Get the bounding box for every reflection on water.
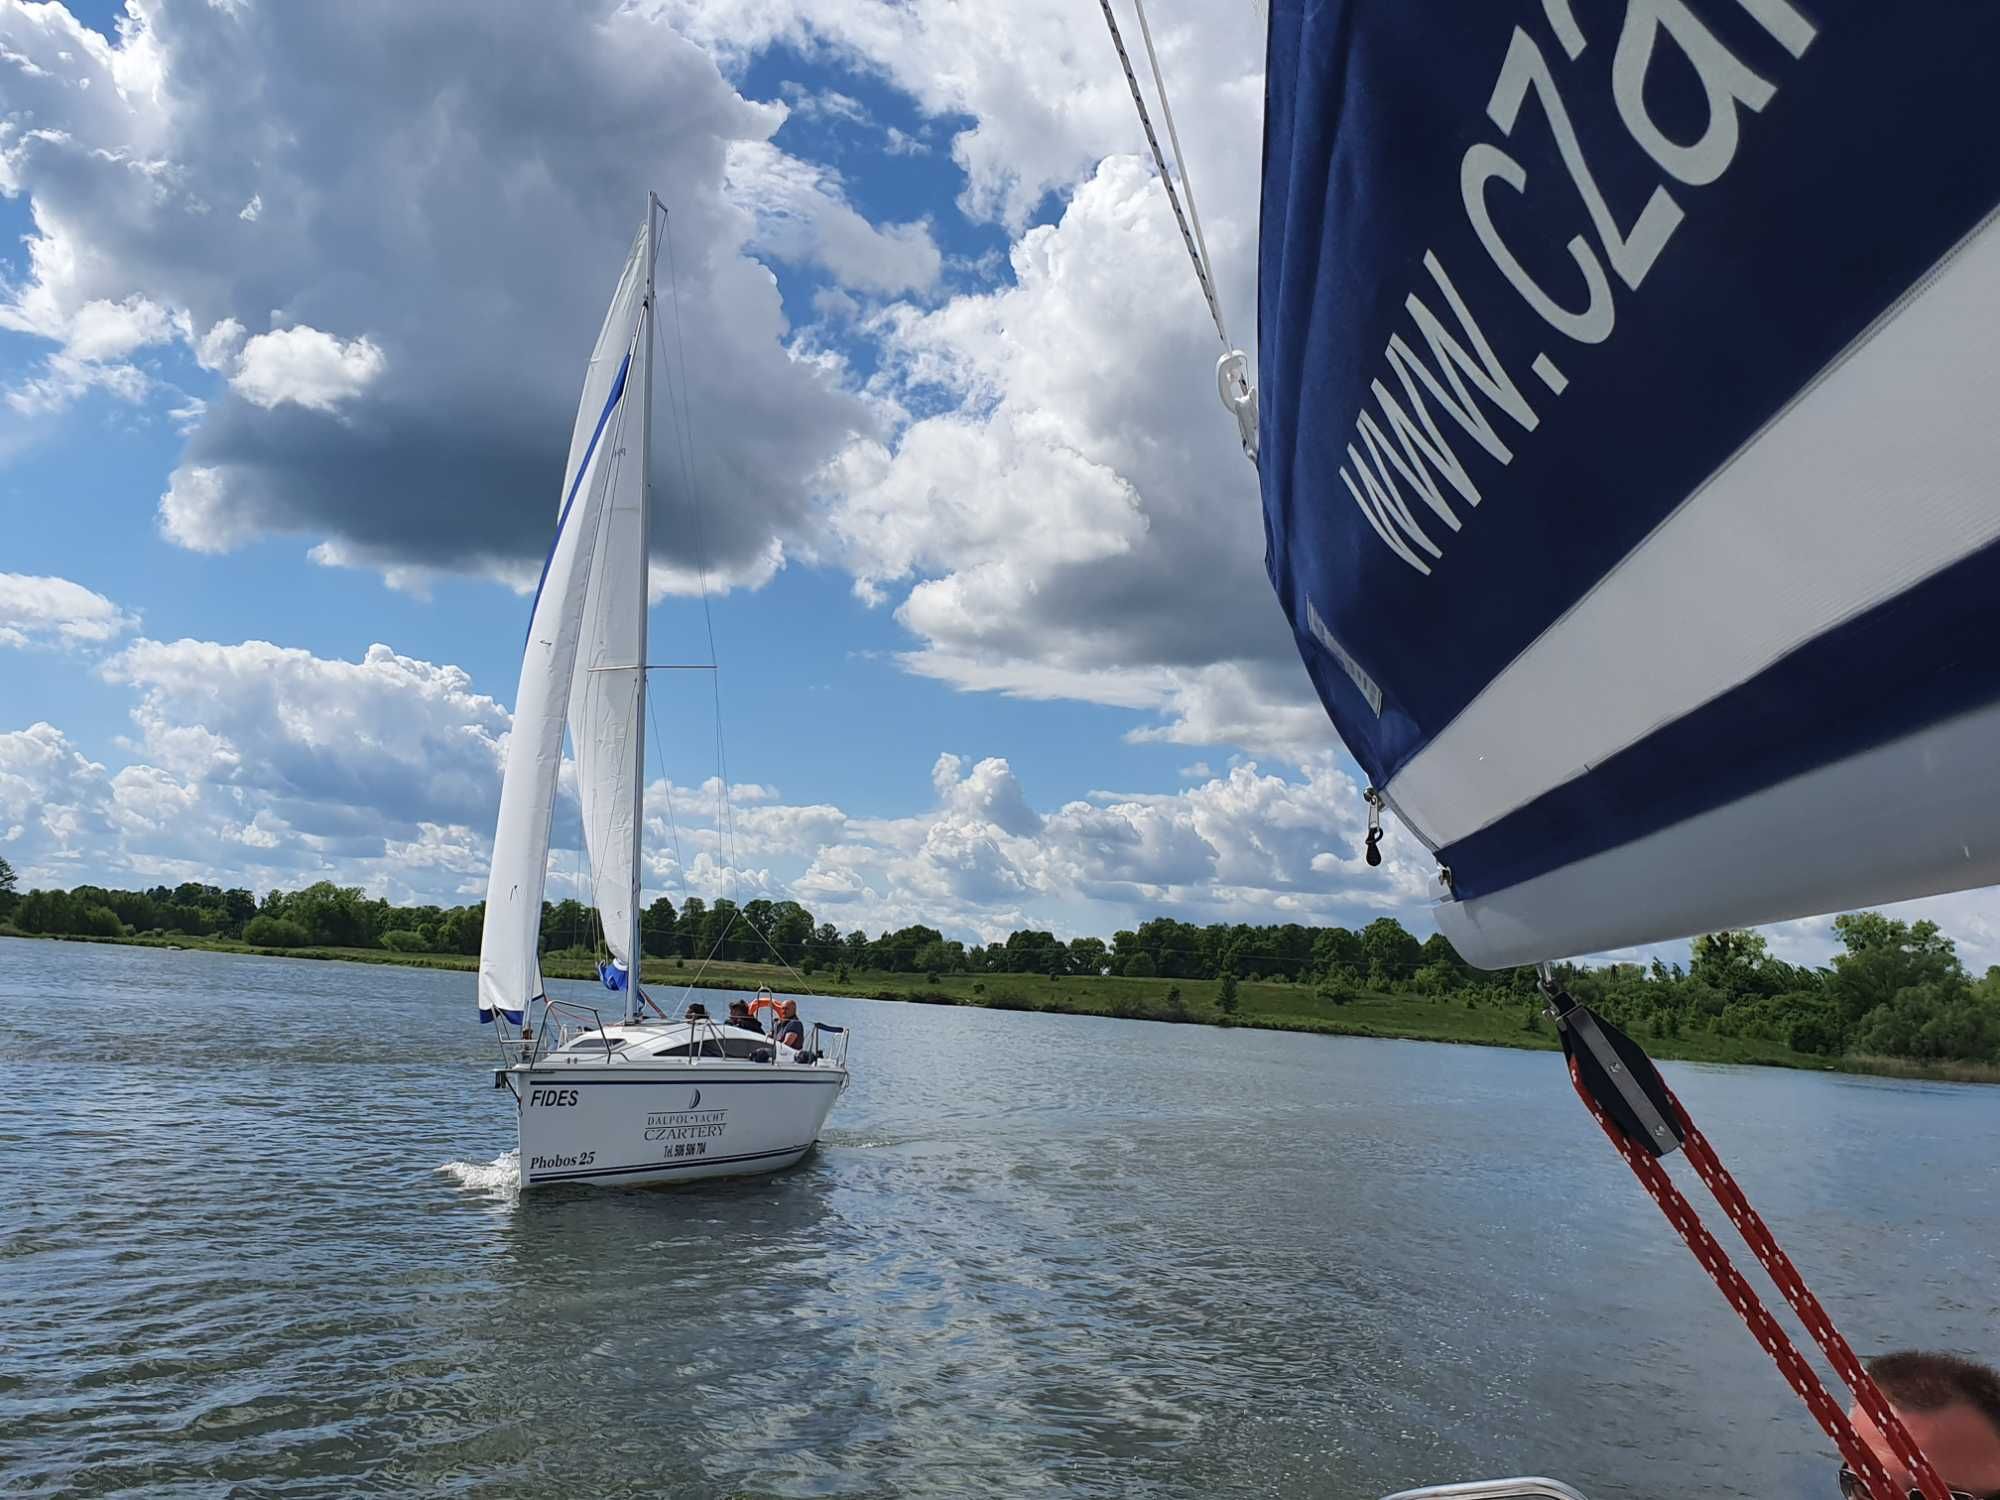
[2,935,1996,1498]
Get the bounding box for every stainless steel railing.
[504,997,851,1072]
[523,998,616,1063]
[810,1021,850,1071]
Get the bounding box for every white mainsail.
[478,224,650,1023]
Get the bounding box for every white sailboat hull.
[510,1061,847,1188]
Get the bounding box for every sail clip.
[1363,786,1384,867]
[1217,350,1259,465]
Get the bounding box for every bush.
[972,981,985,996]
[1123,952,1157,978]
[1315,974,1353,1007]
[380,929,427,953]
[76,905,124,938]
[243,915,311,948]
[836,964,850,983]
[800,956,817,976]
[1165,984,1186,1016]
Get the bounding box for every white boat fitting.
[497,1002,850,1188]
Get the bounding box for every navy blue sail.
[1258,1,2000,967]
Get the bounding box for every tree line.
[2,855,1996,1063]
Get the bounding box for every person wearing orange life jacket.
[772,999,805,1051]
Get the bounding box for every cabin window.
[651,1037,767,1060]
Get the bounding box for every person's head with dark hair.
[1843,1351,2000,1500]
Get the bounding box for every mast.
[628,194,657,1025]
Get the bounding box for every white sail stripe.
[1389,212,2000,850]
[1437,701,2000,967]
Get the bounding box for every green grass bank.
[11,927,1994,1084]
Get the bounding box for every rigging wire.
[653,205,811,1003]
[657,207,745,894]
[1097,0,1229,350]
[1097,0,1259,461]
[646,689,689,909]
[1130,0,1222,346]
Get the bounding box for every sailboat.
[1100,2,2000,1498]
[476,197,850,1189]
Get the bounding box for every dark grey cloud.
[2,0,890,581]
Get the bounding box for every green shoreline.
[12,927,1996,1085]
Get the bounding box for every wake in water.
[438,1150,520,1196]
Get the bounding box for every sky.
[1,0,1994,970]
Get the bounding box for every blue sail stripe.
[523,349,632,647]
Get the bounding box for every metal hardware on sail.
[1363,786,1385,867]
[1216,350,1258,464]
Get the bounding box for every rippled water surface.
[4,937,1997,1498]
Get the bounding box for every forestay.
[478,228,648,1022]
[1258,1,2000,967]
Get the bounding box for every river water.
[2,936,1995,1498]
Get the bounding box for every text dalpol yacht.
[476,197,848,1188]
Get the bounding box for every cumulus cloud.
[836,149,1316,752]
[658,0,1243,231]
[777,83,870,128]
[3,0,1316,759]
[0,573,140,649]
[227,325,385,412]
[98,638,511,831]
[0,0,903,589]
[0,628,1393,936]
[0,637,514,899]
[724,140,940,296]
[0,722,119,871]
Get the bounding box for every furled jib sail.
[1258,2,2000,967]
[478,227,649,1022]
